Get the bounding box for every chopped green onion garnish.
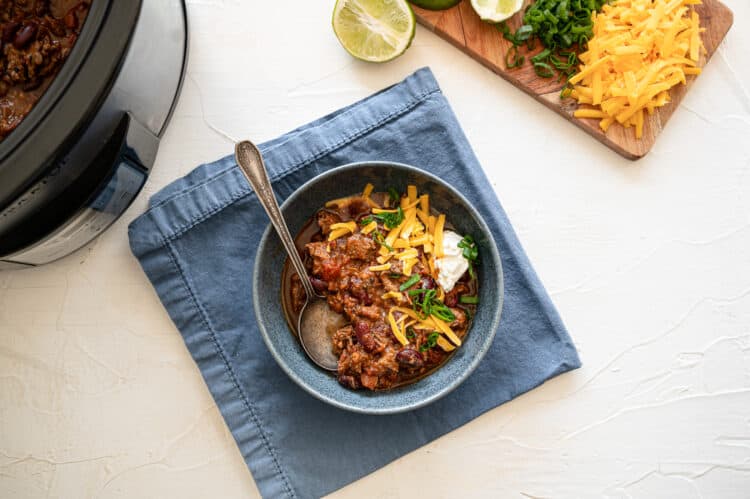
[399,274,420,291]
[388,187,400,203]
[408,288,456,322]
[419,332,440,352]
[459,295,479,304]
[458,235,478,262]
[406,326,416,340]
[373,206,404,229]
[501,0,609,85]
[373,229,392,251]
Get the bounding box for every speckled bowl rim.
[253,161,504,414]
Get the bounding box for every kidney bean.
[354,321,376,352]
[34,0,50,16]
[337,374,359,390]
[351,289,373,306]
[64,11,78,30]
[444,293,458,307]
[310,277,328,294]
[2,22,20,43]
[396,348,424,369]
[22,78,43,91]
[420,276,436,290]
[354,320,369,335]
[13,23,38,49]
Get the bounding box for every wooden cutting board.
[412,0,734,160]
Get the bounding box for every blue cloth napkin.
[128,67,580,498]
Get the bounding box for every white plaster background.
[1,0,749,497]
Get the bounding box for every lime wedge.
[410,0,462,9]
[470,0,524,22]
[332,0,416,63]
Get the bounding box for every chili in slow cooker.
[1,1,90,140]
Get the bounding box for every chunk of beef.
[345,233,377,261]
[449,307,467,331]
[316,210,341,235]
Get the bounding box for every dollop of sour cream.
[435,230,469,292]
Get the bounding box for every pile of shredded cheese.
[325,184,460,352]
[570,0,705,138]
[328,183,444,280]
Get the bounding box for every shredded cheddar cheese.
[361,221,378,235]
[407,185,418,204]
[427,315,462,346]
[387,309,409,346]
[436,336,456,352]
[570,0,705,139]
[376,253,393,264]
[433,214,446,259]
[381,291,404,301]
[330,221,357,232]
[331,185,473,355]
[402,258,417,276]
[368,263,391,272]
[396,248,419,260]
[327,221,357,241]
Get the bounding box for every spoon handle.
[235,140,317,299]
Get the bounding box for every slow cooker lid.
[0,0,142,209]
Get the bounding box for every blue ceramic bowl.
[253,162,503,414]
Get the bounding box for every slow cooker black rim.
[0,0,142,209]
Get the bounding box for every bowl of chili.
[253,161,503,414]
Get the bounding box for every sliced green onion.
[457,235,478,262]
[419,332,440,352]
[399,274,420,291]
[502,0,609,84]
[505,45,525,69]
[406,326,416,340]
[388,187,400,204]
[409,289,455,322]
[533,61,555,78]
[459,305,473,322]
[373,230,392,251]
[372,206,404,230]
[459,295,479,304]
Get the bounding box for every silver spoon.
[235,140,343,371]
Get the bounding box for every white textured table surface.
[2,1,750,497]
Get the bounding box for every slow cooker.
[0,0,187,269]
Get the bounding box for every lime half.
[411,0,462,9]
[470,0,524,22]
[332,0,416,62]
